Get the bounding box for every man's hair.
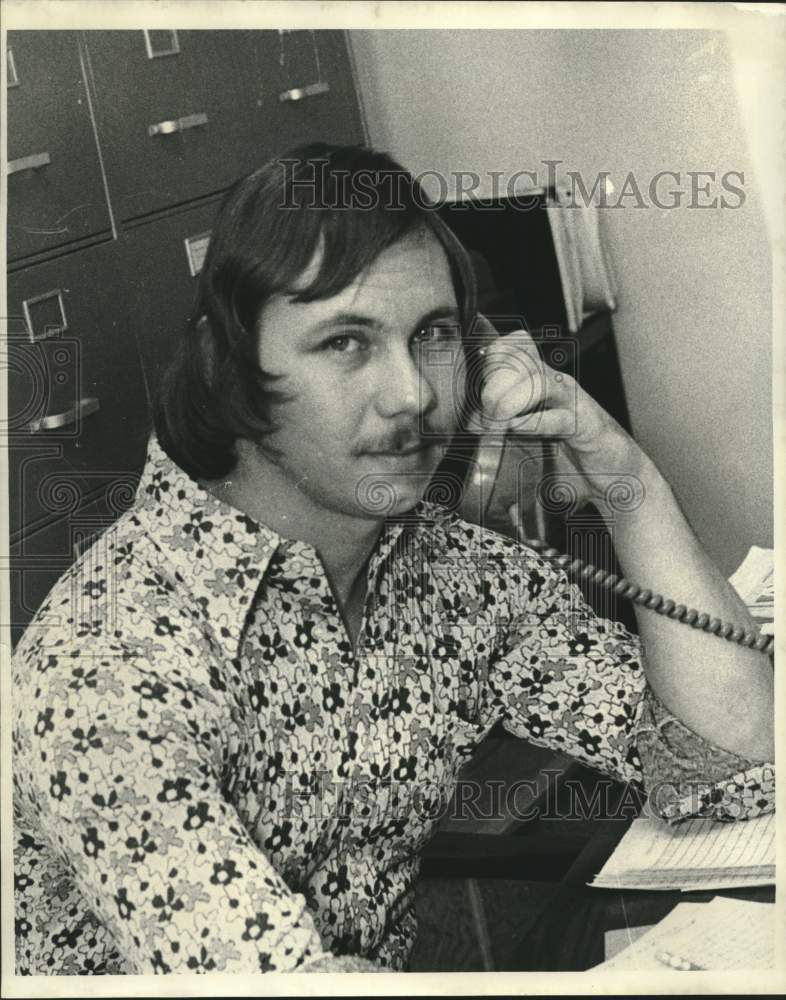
[154,142,478,481]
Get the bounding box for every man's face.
[254,227,466,519]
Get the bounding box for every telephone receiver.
[457,318,773,658]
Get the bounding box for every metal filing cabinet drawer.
[83,30,365,223]
[253,30,365,157]
[84,31,272,221]
[6,31,112,263]
[122,198,222,408]
[7,243,150,542]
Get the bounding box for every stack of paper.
[591,811,775,892]
[545,196,582,334]
[594,897,775,971]
[564,190,618,318]
[729,545,774,635]
[545,190,618,333]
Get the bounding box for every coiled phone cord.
[515,531,775,658]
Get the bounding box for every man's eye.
[325,335,363,353]
[413,324,460,345]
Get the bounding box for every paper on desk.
[603,924,653,961]
[591,812,775,891]
[728,545,774,623]
[593,897,775,971]
[728,546,773,605]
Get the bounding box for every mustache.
[355,428,455,454]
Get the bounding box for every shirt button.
[310,616,334,643]
[311,623,327,642]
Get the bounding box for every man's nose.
[373,344,436,419]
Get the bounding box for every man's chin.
[352,472,432,519]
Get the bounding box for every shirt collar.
[132,435,453,652]
[133,435,284,652]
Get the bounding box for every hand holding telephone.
[460,318,774,658]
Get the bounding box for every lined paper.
[595,898,775,971]
[591,812,775,890]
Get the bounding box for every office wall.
[349,29,774,575]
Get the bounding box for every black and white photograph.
[2,1,782,994]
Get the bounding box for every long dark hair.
[154,142,479,482]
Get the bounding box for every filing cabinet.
[123,197,222,406]
[7,28,366,641]
[7,241,151,542]
[84,31,260,221]
[244,30,366,160]
[6,31,112,263]
[84,30,364,222]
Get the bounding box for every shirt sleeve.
[635,688,775,823]
[480,548,775,824]
[15,651,335,974]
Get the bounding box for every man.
[12,143,774,975]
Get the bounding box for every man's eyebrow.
[303,305,461,339]
[303,312,385,338]
[416,305,461,327]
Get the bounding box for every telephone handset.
[460,325,774,658]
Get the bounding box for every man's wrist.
[608,453,676,535]
[585,430,668,524]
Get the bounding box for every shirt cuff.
[634,686,775,823]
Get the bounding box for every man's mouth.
[361,432,454,457]
[367,442,430,457]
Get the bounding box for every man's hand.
[477,322,649,509]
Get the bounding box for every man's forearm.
[604,456,774,762]
[481,333,773,762]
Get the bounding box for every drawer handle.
[148,112,208,137]
[279,81,330,103]
[28,396,100,433]
[22,288,68,342]
[8,151,52,176]
[7,46,20,87]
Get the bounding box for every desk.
[410,760,775,972]
[413,773,774,972]
[510,801,775,972]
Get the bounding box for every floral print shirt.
[12,435,775,975]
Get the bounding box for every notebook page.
[594,872,774,892]
[595,902,709,970]
[592,811,775,886]
[594,898,775,971]
[644,814,774,872]
[678,874,774,892]
[675,897,775,968]
[593,870,774,892]
[603,924,652,960]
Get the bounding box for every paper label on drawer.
[185,231,211,277]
